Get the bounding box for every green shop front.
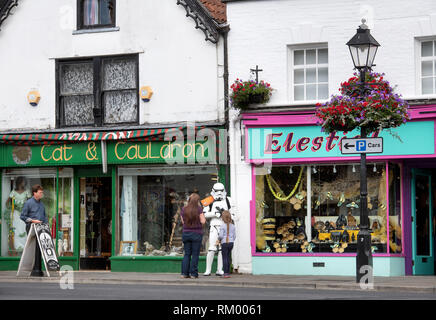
[0,128,225,272]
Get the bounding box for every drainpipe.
[222,24,244,270]
[220,24,231,191]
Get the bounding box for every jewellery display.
[265,167,304,201]
[255,164,400,254]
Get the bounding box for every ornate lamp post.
[346,19,380,283]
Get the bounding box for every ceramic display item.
[341,230,350,243]
[336,214,347,229]
[337,193,345,207]
[371,220,380,230]
[314,198,320,210]
[346,202,359,209]
[347,212,357,227]
[331,231,342,242]
[367,197,373,210]
[314,221,325,231]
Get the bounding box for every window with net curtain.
[58,55,138,127]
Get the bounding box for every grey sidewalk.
[0,271,435,294]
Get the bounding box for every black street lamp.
[346,19,380,284]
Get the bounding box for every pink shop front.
[243,105,436,276]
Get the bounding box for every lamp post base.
[356,230,373,283]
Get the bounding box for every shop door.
[79,177,112,270]
[411,169,434,275]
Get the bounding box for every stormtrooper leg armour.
[204,250,215,276]
[204,225,224,276]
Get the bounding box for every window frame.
[56,54,139,128]
[77,0,116,31]
[416,38,436,96]
[289,44,329,103]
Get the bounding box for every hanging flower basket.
[230,79,273,110]
[315,72,410,134]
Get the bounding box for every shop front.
[0,127,225,272]
[243,105,436,276]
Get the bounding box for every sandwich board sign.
[341,137,383,154]
[17,223,60,277]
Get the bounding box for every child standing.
[218,210,236,278]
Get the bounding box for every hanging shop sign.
[248,120,435,161]
[1,140,214,167]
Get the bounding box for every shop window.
[57,54,138,128]
[291,46,328,101]
[419,40,436,95]
[388,163,402,254]
[255,163,395,254]
[78,0,116,30]
[1,169,56,257]
[117,166,219,257]
[57,169,74,257]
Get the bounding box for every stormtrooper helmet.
[211,183,226,201]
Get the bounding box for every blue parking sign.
[341,137,384,154]
[356,140,366,151]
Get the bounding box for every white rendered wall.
[226,0,436,106]
[0,0,224,131]
[229,108,252,273]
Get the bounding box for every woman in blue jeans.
[180,193,206,278]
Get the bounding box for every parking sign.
[341,137,383,154]
[356,140,367,151]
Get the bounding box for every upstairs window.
[420,40,436,95]
[57,54,139,128]
[291,46,328,101]
[78,0,115,29]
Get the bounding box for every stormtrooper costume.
[203,183,237,276]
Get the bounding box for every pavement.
[0,271,435,294]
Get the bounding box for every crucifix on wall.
[250,65,263,83]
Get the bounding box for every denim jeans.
[221,242,234,275]
[181,232,203,277]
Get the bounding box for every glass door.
[411,169,434,275]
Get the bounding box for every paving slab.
[0,271,434,294]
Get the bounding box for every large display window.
[117,165,219,257]
[1,169,57,257]
[255,163,402,255]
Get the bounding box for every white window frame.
[288,43,329,103]
[415,37,436,97]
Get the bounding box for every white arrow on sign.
[341,137,383,154]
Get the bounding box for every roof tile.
[199,0,226,23]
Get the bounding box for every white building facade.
[0,0,232,273]
[226,0,436,276]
